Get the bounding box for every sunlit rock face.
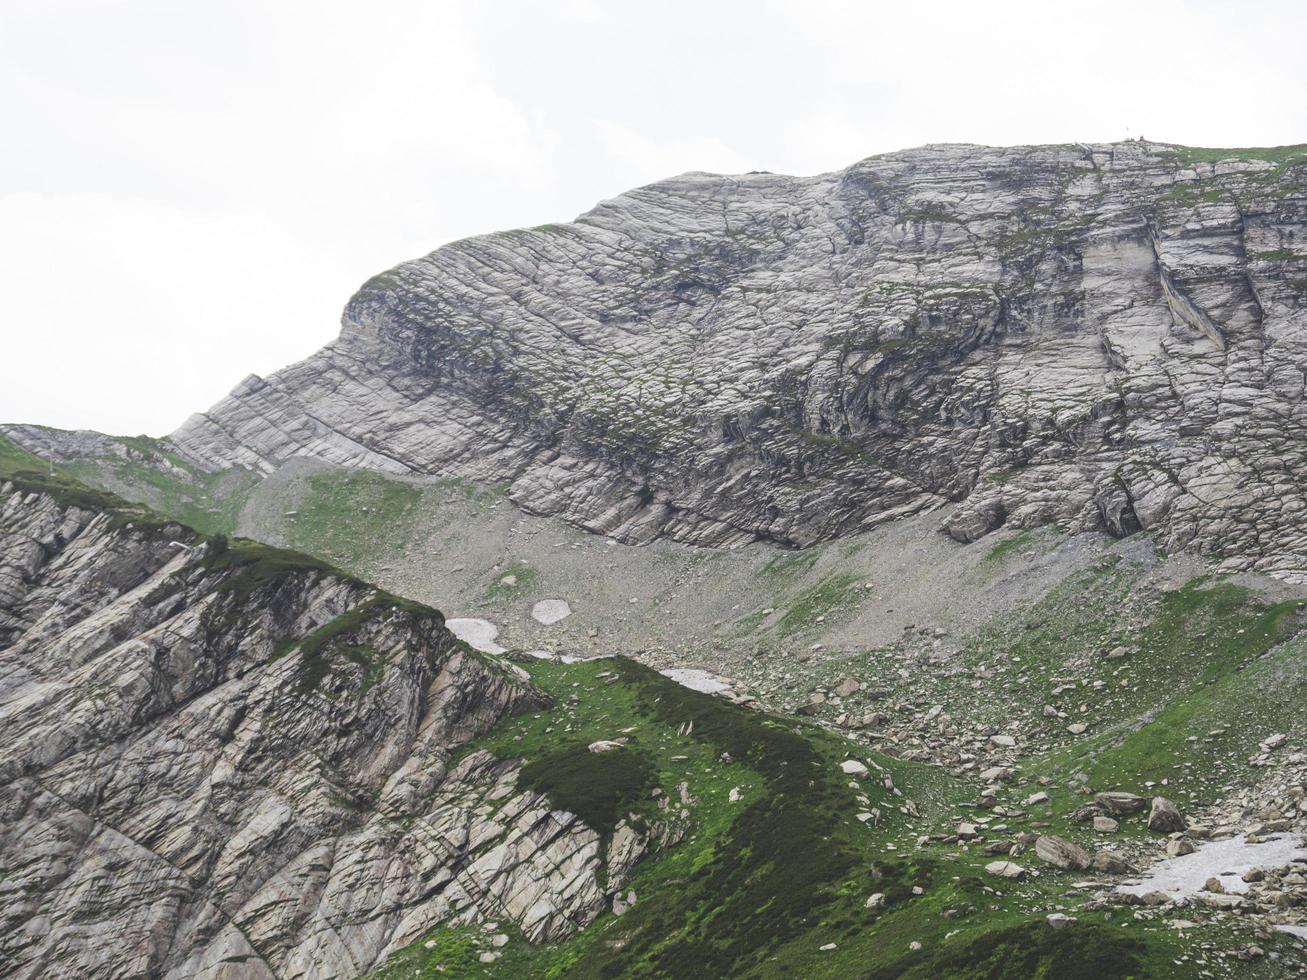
[169,142,1307,578]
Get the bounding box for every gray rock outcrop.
[140,141,1307,578]
[0,482,650,978]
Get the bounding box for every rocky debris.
[95,141,1307,581]
[1035,836,1092,871]
[985,861,1027,879]
[1148,796,1187,834]
[0,484,654,978]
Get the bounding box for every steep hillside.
[0,467,663,977]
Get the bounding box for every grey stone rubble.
[0,483,669,978]
[91,140,1307,580]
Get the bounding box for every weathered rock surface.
[0,482,648,978]
[105,141,1307,578]
[1035,835,1093,870]
[1148,796,1188,833]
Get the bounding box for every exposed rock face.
[0,482,646,978]
[154,142,1307,577]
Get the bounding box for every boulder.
[1034,836,1092,870]
[1148,797,1186,833]
[1092,850,1137,875]
[1094,791,1147,816]
[986,861,1027,879]
[1166,838,1196,857]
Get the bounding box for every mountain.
[135,140,1307,579]
[4,142,1307,978]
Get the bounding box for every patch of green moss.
[518,742,656,840]
[760,548,820,580]
[485,562,538,600]
[864,919,1146,980]
[203,538,339,603]
[983,527,1035,564]
[1161,143,1307,166]
[778,573,860,635]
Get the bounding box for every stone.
[1034,836,1092,870]
[990,734,1017,748]
[588,739,626,753]
[1093,816,1119,833]
[985,861,1027,879]
[1025,791,1049,805]
[1092,851,1137,875]
[834,677,861,698]
[840,759,870,777]
[1046,913,1077,930]
[1148,797,1186,833]
[1094,792,1147,816]
[1166,838,1196,857]
[866,892,886,909]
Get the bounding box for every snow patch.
[531,599,572,625]
[445,618,505,655]
[660,667,731,694]
[1117,833,1307,900]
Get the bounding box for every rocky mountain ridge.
[0,475,658,978]
[133,140,1307,579]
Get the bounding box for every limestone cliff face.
[162,142,1307,578]
[0,483,645,978]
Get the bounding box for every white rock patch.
[531,599,572,625]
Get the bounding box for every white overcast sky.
[3,0,1305,435]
